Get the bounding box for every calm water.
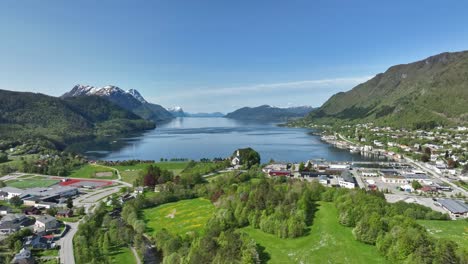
[83,117,374,162]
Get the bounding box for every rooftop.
[439,199,468,214]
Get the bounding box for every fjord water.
[84,117,371,162]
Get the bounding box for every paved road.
[405,157,467,196]
[59,222,79,264]
[58,185,125,263]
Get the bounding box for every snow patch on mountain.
[64,84,147,103]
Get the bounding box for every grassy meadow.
[111,161,189,184]
[243,202,389,264]
[109,246,136,264]
[143,198,215,236]
[418,219,468,250]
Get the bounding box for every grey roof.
[36,215,57,224]
[0,221,20,230]
[340,171,356,183]
[0,213,27,223]
[0,205,12,211]
[439,199,468,214]
[404,173,429,179]
[0,186,24,194]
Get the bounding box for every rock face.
[62,85,173,122]
[303,51,468,128]
[225,105,314,122]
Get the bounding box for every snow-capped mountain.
[63,85,146,103]
[127,89,147,104]
[62,84,173,122]
[167,106,186,117]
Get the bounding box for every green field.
[143,198,215,236]
[418,219,468,250]
[109,246,136,264]
[69,164,117,179]
[6,179,59,189]
[243,202,388,264]
[112,162,189,184]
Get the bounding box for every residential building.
[34,215,59,231]
[338,171,356,189]
[0,205,12,215]
[11,248,34,264]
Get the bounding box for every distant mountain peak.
[63,84,147,103]
[61,84,173,122]
[126,89,147,103]
[168,106,184,112]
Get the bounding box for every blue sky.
[1,0,468,112]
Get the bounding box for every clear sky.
[1,0,468,112]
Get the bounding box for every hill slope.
[226,105,313,122]
[303,51,468,128]
[0,89,155,144]
[62,85,173,122]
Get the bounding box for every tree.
[0,152,8,163]
[234,148,260,169]
[424,147,432,155]
[9,196,22,207]
[412,181,423,190]
[298,162,305,171]
[421,154,430,162]
[76,206,85,215]
[432,239,460,264]
[47,207,58,216]
[67,197,74,209]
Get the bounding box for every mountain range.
[167,106,225,118]
[225,105,314,122]
[302,51,468,128]
[61,85,174,122]
[0,89,155,144]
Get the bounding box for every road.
[59,222,79,264]
[405,157,467,196]
[58,184,125,263]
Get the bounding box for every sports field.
[6,179,59,189]
[243,202,389,264]
[143,198,214,236]
[69,164,117,179]
[418,219,468,250]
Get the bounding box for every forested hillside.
[302,51,468,128]
[0,89,155,145]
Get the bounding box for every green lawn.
[69,164,117,179]
[109,246,136,264]
[143,198,215,236]
[112,161,189,184]
[243,202,389,264]
[418,219,468,250]
[6,179,59,189]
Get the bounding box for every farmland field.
[143,198,214,236]
[243,202,389,264]
[418,219,468,250]
[6,179,59,189]
[69,165,117,179]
